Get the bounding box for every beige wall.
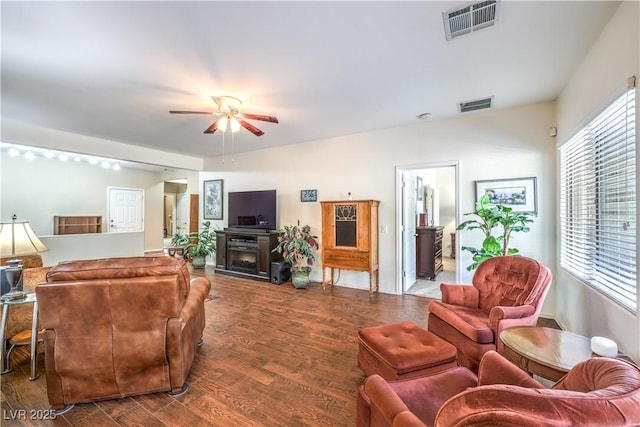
[555,1,639,362]
[201,101,557,313]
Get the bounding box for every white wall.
[555,1,639,362]
[202,101,557,318]
[0,153,170,254]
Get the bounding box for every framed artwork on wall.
[475,176,537,213]
[203,179,223,220]
[416,176,423,201]
[300,189,317,202]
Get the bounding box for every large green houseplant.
[185,220,217,269]
[272,224,319,288]
[457,194,535,271]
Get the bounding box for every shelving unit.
[53,216,103,235]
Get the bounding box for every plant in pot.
[185,221,217,269]
[272,224,319,289]
[168,226,190,257]
[457,193,535,271]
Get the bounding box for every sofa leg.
[197,338,204,347]
[168,383,189,397]
[52,404,75,416]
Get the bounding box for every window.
[559,82,637,312]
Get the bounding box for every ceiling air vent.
[443,0,499,40]
[458,97,493,113]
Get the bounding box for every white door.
[402,172,417,291]
[108,188,144,232]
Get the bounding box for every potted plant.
[185,221,217,269]
[272,224,319,288]
[457,193,535,271]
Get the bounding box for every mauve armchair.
[357,350,640,427]
[427,256,552,371]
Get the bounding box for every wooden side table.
[500,326,595,381]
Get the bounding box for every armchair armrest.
[363,374,412,426]
[440,283,479,307]
[489,304,536,331]
[477,351,545,388]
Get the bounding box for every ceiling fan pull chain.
[222,131,226,164]
[232,131,235,163]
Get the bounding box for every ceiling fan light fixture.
[217,116,228,132]
[230,117,241,133]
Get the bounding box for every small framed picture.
[203,179,224,220]
[300,189,317,202]
[475,176,537,213]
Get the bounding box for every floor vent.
[443,0,499,40]
[458,97,493,113]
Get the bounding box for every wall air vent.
[458,97,493,113]
[443,0,499,40]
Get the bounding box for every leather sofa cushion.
[45,256,191,297]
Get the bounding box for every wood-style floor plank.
[1,266,433,426]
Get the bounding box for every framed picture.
[416,177,423,201]
[475,177,537,213]
[203,179,223,220]
[300,189,317,202]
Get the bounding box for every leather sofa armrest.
[363,374,412,426]
[440,283,479,307]
[477,351,545,388]
[166,277,211,391]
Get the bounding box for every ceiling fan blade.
[204,118,221,134]
[169,110,213,115]
[211,96,225,110]
[241,113,279,123]
[239,119,265,136]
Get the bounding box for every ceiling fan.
[170,95,278,136]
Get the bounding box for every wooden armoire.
[320,200,380,296]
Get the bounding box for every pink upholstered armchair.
[357,350,640,427]
[427,256,552,371]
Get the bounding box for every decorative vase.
[291,269,310,289]
[191,255,206,269]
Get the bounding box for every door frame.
[395,161,460,295]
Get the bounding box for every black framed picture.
[300,189,317,202]
[203,179,223,219]
[475,176,537,213]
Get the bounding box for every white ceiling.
[1,1,620,160]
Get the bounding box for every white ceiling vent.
[458,97,493,113]
[443,0,500,40]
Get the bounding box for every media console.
[215,228,281,281]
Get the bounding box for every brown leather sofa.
[35,256,211,412]
[427,256,552,371]
[357,350,640,427]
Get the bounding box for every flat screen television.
[227,189,277,230]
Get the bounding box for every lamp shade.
[0,221,49,258]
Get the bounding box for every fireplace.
[227,239,259,275]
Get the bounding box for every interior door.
[108,188,144,232]
[402,172,417,291]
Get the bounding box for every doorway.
[163,179,188,244]
[396,162,459,298]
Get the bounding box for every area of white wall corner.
[555,1,639,362]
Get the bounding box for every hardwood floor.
[1,267,434,426]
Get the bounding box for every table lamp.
[0,214,49,301]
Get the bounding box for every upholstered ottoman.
[357,321,457,380]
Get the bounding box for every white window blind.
[559,83,637,312]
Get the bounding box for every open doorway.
[163,179,188,245]
[396,162,459,299]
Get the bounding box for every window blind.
[559,84,637,312]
